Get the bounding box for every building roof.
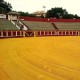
[32,11,46,15]
[8,11,20,15]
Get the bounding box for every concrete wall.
[20,16,80,22]
[0,14,6,19]
[8,15,18,20]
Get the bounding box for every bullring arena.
[0,16,80,80]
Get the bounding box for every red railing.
[36,30,79,36]
[0,30,79,38]
[0,30,23,38]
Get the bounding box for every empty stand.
[22,21,55,30]
[0,19,19,30]
[54,22,80,30]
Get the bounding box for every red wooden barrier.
[0,31,23,38]
[36,30,79,36]
[0,30,79,38]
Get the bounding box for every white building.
[32,11,46,17]
[0,14,6,19]
[8,11,20,21]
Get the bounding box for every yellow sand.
[0,36,80,80]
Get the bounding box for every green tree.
[46,7,68,18]
[74,14,80,19]
[63,14,74,19]
[0,0,12,14]
[0,7,4,13]
[46,7,80,19]
[18,11,36,17]
[18,11,29,16]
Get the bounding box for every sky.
[5,0,80,16]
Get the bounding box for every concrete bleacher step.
[11,21,20,29]
[0,19,19,30]
[22,21,55,30]
[54,22,80,30]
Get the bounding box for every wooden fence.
[0,30,79,38]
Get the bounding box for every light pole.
[43,6,46,12]
[43,6,46,18]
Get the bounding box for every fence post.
[6,31,8,37]
[16,31,17,36]
[78,31,80,36]
[72,31,73,36]
[1,31,3,37]
[65,31,66,35]
[57,31,59,36]
[23,31,25,37]
[40,31,41,36]
[11,31,13,37]
[34,31,36,37]
[51,31,52,35]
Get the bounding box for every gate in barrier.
[25,31,34,37]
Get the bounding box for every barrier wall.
[36,31,79,36]
[0,30,34,38]
[20,16,80,22]
[0,31,23,38]
[0,30,79,38]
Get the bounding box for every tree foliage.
[18,11,36,17]
[46,7,68,18]
[46,7,80,19]
[18,11,29,16]
[0,0,12,14]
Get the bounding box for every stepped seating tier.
[54,22,80,30]
[22,21,55,30]
[0,19,19,30]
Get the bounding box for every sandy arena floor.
[0,36,80,80]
